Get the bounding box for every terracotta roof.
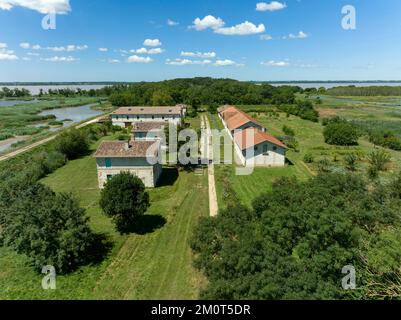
[234,128,287,150]
[217,105,235,114]
[94,140,160,158]
[226,112,264,131]
[112,106,182,115]
[133,122,166,132]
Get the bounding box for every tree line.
[191,172,401,299]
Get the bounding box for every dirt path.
[0,114,105,162]
[202,114,218,217]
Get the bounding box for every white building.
[233,128,287,167]
[111,106,185,128]
[218,106,287,167]
[94,140,162,188]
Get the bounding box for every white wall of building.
[112,114,181,127]
[96,157,162,188]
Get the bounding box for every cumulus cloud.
[0,42,8,49]
[191,15,225,31]
[261,60,290,67]
[191,16,265,36]
[256,1,287,12]
[42,56,78,62]
[166,58,212,66]
[20,43,88,52]
[288,31,308,39]
[0,48,18,60]
[181,51,216,58]
[260,34,273,41]
[167,19,179,26]
[19,42,30,49]
[215,21,265,36]
[214,59,241,66]
[130,47,164,55]
[98,48,108,52]
[127,55,153,63]
[0,0,71,14]
[143,39,161,47]
[46,44,88,51]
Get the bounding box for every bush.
[367,149,391,174]
[100,173,150,233]
[323,121,360,146]
[282,125,295,137]
[303,153,314,164]
[54,128,90,160]
[344,153,358,171]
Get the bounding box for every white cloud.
[0,51,18,60]
[288,31,308,39]
[191,15,225,31]
[27,52,39,56]
[214,59,237,66]
[256,1,287,12]
[108,59,120,64]
[215,21,265,36]
[167,19,179,26]
[143,39,161,47]
[32,44,41,50]
[50,44,88,51]
[98,48,108,52]
[166,58,212,66]
[19,42,30,49]
[260,34,273,41]
[131,47,164,55]
[0,0,71,14]
[127,55,153,63]
[42,56,78,62]
[0,42,8,49]
[181,51,216,58]
[261,60,290,67]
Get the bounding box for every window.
[162,116,165,120]
[105,158,112,168]
[152,116,155,119]
[137,116,140,120]
[254,146,258,151]
[273,146,278,151]
[263,144,268,153]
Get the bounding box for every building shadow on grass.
[125,214,167,235]
[157,167,179,187]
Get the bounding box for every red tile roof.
[234,128,287,150]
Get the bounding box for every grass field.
[0,133,208,299]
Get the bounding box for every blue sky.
[0,0,401,82]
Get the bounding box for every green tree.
[0,181,95,274]
[54,128,90,160]
[100,173,150,233]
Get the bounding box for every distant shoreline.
[1,80,401,86]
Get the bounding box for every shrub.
[367,149,391,173]
[303,153,314,164]
[323,121,360,146]
[344,153,358,171]
[282,125,295,137]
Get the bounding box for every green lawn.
[0,136,208,300]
